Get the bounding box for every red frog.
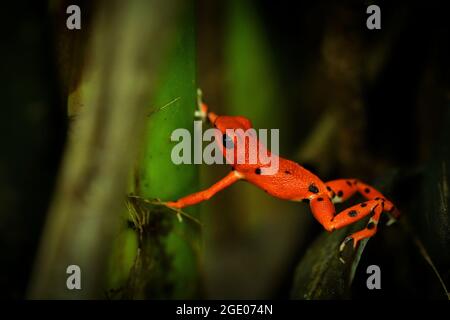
[165,94,400,256]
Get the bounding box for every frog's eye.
[222,134,234,149]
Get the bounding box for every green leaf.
[110,4,202,299]
[290,221,368,300]
[29,0,182,299]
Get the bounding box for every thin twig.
[147,96,181,117]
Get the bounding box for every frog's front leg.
[194,88,218,125]
[166,171,242,209]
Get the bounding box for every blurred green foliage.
[107,4,202,299]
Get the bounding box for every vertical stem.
[29,0,180,299]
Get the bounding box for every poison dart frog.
[165,91,400,258]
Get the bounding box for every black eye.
[223,134,234,149]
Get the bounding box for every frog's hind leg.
[339,202,383,252]
[325,179,400,220]
[315,179,400,261]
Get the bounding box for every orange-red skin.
[167,103,400,249]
